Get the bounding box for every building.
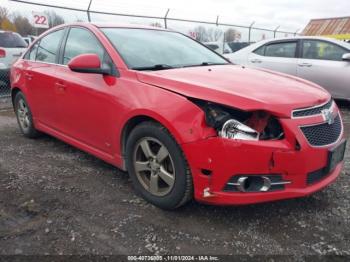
[302,16,350,40]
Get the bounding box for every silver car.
[225,37,350,101]
[0,31,28,88]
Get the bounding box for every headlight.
[220,119,259,140]
[189,98,284,141]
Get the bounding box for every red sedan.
[10,23,346,209]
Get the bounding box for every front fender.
[117,93,215,148]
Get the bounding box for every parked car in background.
[0,30,27,88]
[203,41,233,54]
[22,36,36,46]
[11,23,346,209]
[227,42,251,53]
[225,37,350,101]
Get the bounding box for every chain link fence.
[0,69,10,98]
[0,0,300,99]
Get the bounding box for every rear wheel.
[14,92,41,138]
[126,122,193,209]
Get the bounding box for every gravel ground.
[0,103,349,257]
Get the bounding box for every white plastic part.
[219,119,259,140]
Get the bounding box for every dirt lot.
[0,104,349,257]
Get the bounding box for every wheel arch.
[11,87,22,108]
[120,112,185,163]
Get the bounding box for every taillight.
[0,49,6,58]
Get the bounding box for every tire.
[14,92,41,138]
[126,121,193,209]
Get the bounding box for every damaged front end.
[190,98,285,141]
[181,98,342,205]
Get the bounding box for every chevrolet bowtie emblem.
[321,108,335,125]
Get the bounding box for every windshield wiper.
[131,64,175,71]
[182,62,229,68]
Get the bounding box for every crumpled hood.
[136,65,330,118]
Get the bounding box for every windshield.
[338,40,350,50]
[101,28,229,70]
[0,32,27,48]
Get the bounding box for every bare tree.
[12,13,33,36]
[44,10,65,28]
[0,7,9,24]
[192,26,223,42]
[224,28,241,42]
[193,26,209,42]
[207,27,223,41]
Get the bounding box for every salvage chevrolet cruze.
[11,23,346,209]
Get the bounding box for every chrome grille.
[292,100,333,118]
[300,114,342,147]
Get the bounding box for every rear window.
[206,44,219,51]
[253,45,265,56]
[0,32,27,48]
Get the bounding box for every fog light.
[225,175,291,193]
[236,176,271,192]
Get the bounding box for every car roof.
[259,36,350,49]
[203,41,221,44]
[0,30,20,34]
[61,22,170,32]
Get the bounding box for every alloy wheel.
[133,137,176,196]
[17,99,31,133]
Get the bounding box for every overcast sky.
[2,0,350,33]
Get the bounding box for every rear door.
[297,39,350,99]
[248,40,298,75]
[23,28,66,128]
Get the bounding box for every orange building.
[302,16,350,40]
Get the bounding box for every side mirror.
[342,53,350,61]
[68,53,111,75]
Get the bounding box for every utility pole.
[164,9,170,29]
[274,25,280,38]
[87,0,93,22]
[248,21,255,43]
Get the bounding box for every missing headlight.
[259,117,284,140]
[188,98,284,141]
[220,119,259,140]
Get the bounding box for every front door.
[248,40,298,75]
[297,39,350,99]
[54,27,118,155]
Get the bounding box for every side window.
[206,44,219,51]
[29,42,39,60]
[63,28,104,65]
[253,45,265,56]
[302,40,347,61]
[265,42,297,58]
[36,29,64,63]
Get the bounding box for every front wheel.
[126,122,193,209]
[14,92,41,138]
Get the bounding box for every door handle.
[55,82,66,93]
[25,72,33,80]
[250,59,262,64]
[298,63,312,67]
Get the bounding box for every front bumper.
[182,110,345,205]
